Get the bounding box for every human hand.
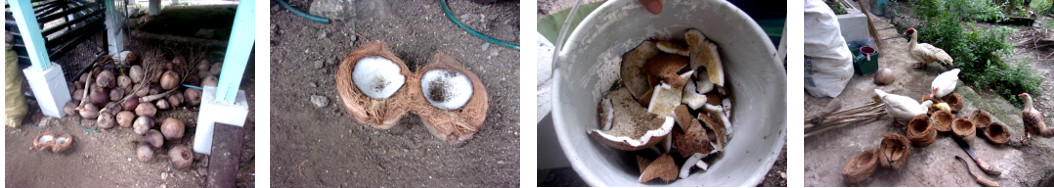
[639,0,663,15]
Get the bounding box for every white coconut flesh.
[679,153,706,178]
[694,71,715,94]
[55,137,70,145]
[38,135,54,143]
[681,79,708,110]
[600,98,614,131]
[704,104,734,137]
[352,56,406,99]
[647,71,693,117]
[592,116,675,147]
[421,69,473,110]
[593,88,673,147]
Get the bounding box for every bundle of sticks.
[805,96,887,137]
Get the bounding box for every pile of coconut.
[589,29,734,183]
[61,50,219,170]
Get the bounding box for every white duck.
[931,68,960,98]
[876,89,933,124]
[905,28,954,69]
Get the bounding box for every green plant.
[826,0,847,14]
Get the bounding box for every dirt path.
[269,0,519,187]
[804,11,1054,186]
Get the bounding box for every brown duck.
[1020,93,1054,142]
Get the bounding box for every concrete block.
[22,64,71,118]
[838,13,869,43]
[193,86,248,154]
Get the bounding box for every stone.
[313,60,324,69]
[310,95,329,108]
[309,0,357,21]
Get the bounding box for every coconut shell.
[51,133,73,152]
[879,133,910,169]
[137,143,154,162]
[590,87,668,151]
[169,145,194,170]
[907,114,936,147]
[931,110,954,132]
[621,40,661,100]
[145,129,164,148]
[842,148,879,184]
[335,41,415,129]
[672,119,715,158]
[985,122,1011,145]
[952,117,976,141]
[644,54,690,88]
[971,110,992,130]
[943,93,963,113]
[33,132,55,150]
[412,53,490,145]
[640,153,678,183]
[637,155,653,175]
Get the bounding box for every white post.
[105,0,125,55]
[9,0,72,117]
[148,0,161,16]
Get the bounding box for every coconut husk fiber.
[843,148,879,184]
[932,110,954,133]
[879,133,910,169]
[944,93,963,113]
[985,122,1012,145]
[971,110,992,130]
[907,114,937,147]
[413,53,490,146]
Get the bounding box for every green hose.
[78,116,100,133]
[440,0,519,50]
[275,0,331,24]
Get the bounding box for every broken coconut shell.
[590,87,671,151]
[931,110,954,132]
[33,132,55,150]
[411,53,490,146]
[943,93,963,113]
[637,155,653,175]
[984,122,1011,145]
[685,28,724,87]
[51,133,73,152]
[842,148,879,184]
[879,133,910,169]
[907,114,936,147]
[971,110,991,130]
[640,153,678,183]
[621,40,661,100]
[335,41,415,129]
[952,117,976,142]
[672,118,715,158]
[644,54,690,88]
[656,40,690,56]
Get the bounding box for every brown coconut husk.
[842,148,879,184]
[952,117,976,141]
[907,114,936,147]
[879,133,911,169]
[413,53,490,146]
[971,110,992,130]
[985,122,1011,145]
[931,110,954,133]
[335,41,416,129]
[640,153,678,183]
[943,93,963,113]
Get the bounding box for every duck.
[876,89,933,124]
[1019,93,1054,142]
[931,69,960,98]
[905,28,954,69]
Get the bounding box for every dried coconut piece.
[621,41,661,99]
[590,88,673,151]
[696,160,710,170]
[694,70,715,94]
[644,54,690,88]
[699,113,726,151]
[704,104,734,137]
[674,105,694,128]
[640,153,678,183]
[673,119,716,158]
[656,40,690,56]
[679,153,706,178]
[647,71,693,117]
[681,79,708,110]
[637,155,653,175]
[686,28,724,87]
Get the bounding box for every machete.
[953,135,1003,176]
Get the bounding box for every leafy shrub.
[826,0,847,14]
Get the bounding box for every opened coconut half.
[335,41,415,129]
[971,110,991,130]
[907,114,936,147]
[879,133,910,169]
[952,117,975,141]
[984,122,1011,145]
[842,148,878,184]
[931,110,954,132]
[411,53,489,146]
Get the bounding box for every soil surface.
[804,6,1054,186]
[269,0,520,187]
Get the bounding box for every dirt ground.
[804,7,1054,186]
[269,0,519,187]
[5,5,256,187]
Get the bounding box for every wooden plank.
[206,123,244,188]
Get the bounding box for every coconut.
[72,89,85,101]
[79,103,100,119]
[33,132,55,150]
[63,101,77,117]
[879,133,910,169]
[413,53,493,145]
[135,103,157,117]
[51,133,73,152]
[197,59,212,79]
[907,114,936,147]
[80,73,89,83]
[116,111,135,127]
[160,70,180,90]
[88,87,109,106]
[842,148,879,184]
[156,99,170,110]
[209,63,222,76]
[943,93,963,113]
[151,68,164,84]
[96,70,115,88]
[637,155,653,175]
[137,143,154,162]
[169,145,194,170]
[184,89,202,106]
[202,75,218,87]
[620,40,661,100]
[420,69,473,110]
[952,117,976,141]
[639,153,678,183]
[873,68,895,85]
[117,75,132,89]
[97,112,116,129]
[587,87,670,151]
[985,122,1011,145]
[335,41,414,129]
[145,129,164,148]
[931,110,954,132]
[149,86,159,95]
[161,118,185,140]
[109,88,124,102]
[167,92,184,108]
[133,116,154,135]
[122,96,140,111]
[971,110,992,130]
[135,86,150,97]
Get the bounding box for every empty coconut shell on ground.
[874,68,895,85]
[33,132,55,150]
[161,118,185,140]
[907,114,936,147]
[137,143,154,162]
[879,133,911,169]
[412,53,491,145]
[51,133,73,152]
[931,110,954,132]
[640,153,678,183]
[985,122,1011,145]
[842,148,879,184]
[953,117,976,141]
[971,110,992,130]
[335,41,415,129]
[169,145,194,170]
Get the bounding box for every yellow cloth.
[6,44,28,127]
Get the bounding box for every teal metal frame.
[9,0,53,70]
[215,0,254,103]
